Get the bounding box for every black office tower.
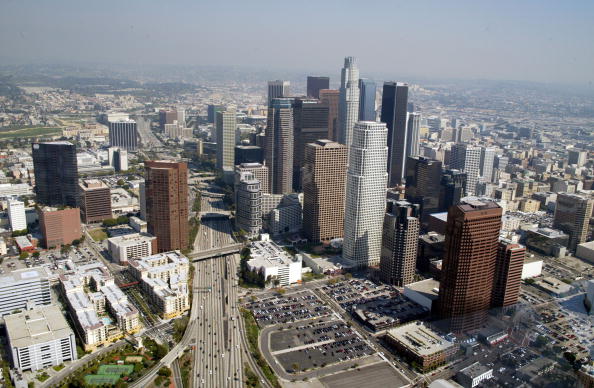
[439,169,467,212]
[405,156,443,225]
[32,141,79,207]
[292,97,329,191]
[306,76,330,99]
[380,82,409,187]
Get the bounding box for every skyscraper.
[108,118,138,151]
[449,143,481,195]
[439,169,467,212]
[32,141,78,208]
[207,104,224,123]
[7,199,26,232]
[235,163,269,194]
[159,109,177,129]
[492,240,525,308]
[406,112,421,159]
[319,89,340,141]
[379,200,420,286]
[380,82,409,187]
[553,193,594,251]
[480,147,497,183]
[358,78,376,122]
[235,172,262,239]
[145,161,189,252]
[343,122,389,267]
[337,57,360,148]
[306,76,330,99]
[437,200,502,332]
[265,98,294,194]
[292,98,329,191]
[215,109,236,171]
[302,140,348,243]
[405,156,443,223]
[267,80,290,106]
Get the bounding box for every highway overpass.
[188,243,243,261]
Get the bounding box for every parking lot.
[246,290,331,327]
[320,279,428,331]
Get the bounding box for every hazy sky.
[1,0,593,85]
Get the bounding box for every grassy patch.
[36,372,50,382]
[89,228,108,241]
[241,309,281,388]
[302,272,325,282]
[0,126,62,139]
[53,364,65,372]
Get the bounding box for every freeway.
[191,254,243,387]
[188,243,243,261]
[172,359,183,388]
[136,116,163,148]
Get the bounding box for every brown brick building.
[79,179,112,223]
[437,200,502,332]
[39,207,82,248]
[145,160,188,252]
[302,140,347,243]
[319,89,339,142]
[492,240,525,308]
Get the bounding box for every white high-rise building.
[480,146,497,183]
[216,109,236,171]
[343,121,389,267]
[450,143,481,195]
[337,56,360,148]
[7,198,27,232]
[406,112,421,159]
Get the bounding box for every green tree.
[32,251,40,258]
[117,179,125,186]
[158,367,172,377]
[19,251,29,259]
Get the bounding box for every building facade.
[319,89,340,142]
[39,207,82,248]
[7,198,26,231]
[267,80,290,106]
[108,233,156,265]
[381,82,409,187]
[32,141,78,207]
[553,193,594,251]
[235,171,262,238]
[492,240,525,308]
[450,143,481,195]
[0,267,51,317]
[405,156,443,224]
[358,78,376,121]
[215,109,236,171]
[337,56,360,148]
[145,161,189,252]
[79,179,112,223]
[306,76,329,99]
[302,140,347,243]
[108,119,138,151]
[265,98,294,194]
[343,121,389,267]
[235,163,269,194]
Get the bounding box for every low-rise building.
[456,362,493,388]
[107,233,156,265]
[129,216,147,233]
[403,278,440,311]
[576,241,594,264]
[533,276,574,297]
[128,251,190,319]
[0,267,51,317]
[247,236,302,287]
[38,206,81,248]
[384,321,455,372]
[5,305,77,372]
[525,227,568,258]
[521,258,543,279]
[79,179,112,223]
[14,235,35,253]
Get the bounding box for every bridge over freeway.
[188,243,243,261]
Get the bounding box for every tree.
[32,252,40,258]
[19,251,29,259]
[291,363,300,372]
[60,244,71,254]
[117,179,125,186]
[158,367,171,377]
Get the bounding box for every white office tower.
[343,122,389,267]
[406,112,421,159]
[450,143,481,195]
[480,146,497,183]
[267,80,290,106]
[7,198,27,232]
[176,106,186,126]
[216,109,237,171]
[337,56,360,148]
[235,171,262,238]
[108,147,128,172]
[0,267,51,317]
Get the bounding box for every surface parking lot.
[321,279,399,310]
[246,290,331,326]
[270,320,374,372]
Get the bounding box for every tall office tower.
[439,169,467,212]
[480,147,496,183]
[343,122,389,267]
[292,98,329,190]
[207,104,224,123]
[108,118,138,151]
[553,193,594,251]
[139,181,146,220]
[145,161,189,252]
[449,143,481,195]
[159,109,177,129]
[380,82,409,187]
[215,109,236,171]
[32,141,78,207]
[265,98,294,194]
[307,76,330,99]
[337,57,360,148]
[7,199,26,232]
[267,80,290,106]
[405,157,443,223]
[235,172,262,238]
[302,140,348,243]
[235,145,263,165]
[492,240,525,308]
[78,179,112,224]
[379,200,420,286]
[320,89,340,141]
[406,112,421,159]
[176,106,186,126]
[568,149,587,167]
[437,200,502,332]
[358,79,376,121]
[235,163,269,194]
